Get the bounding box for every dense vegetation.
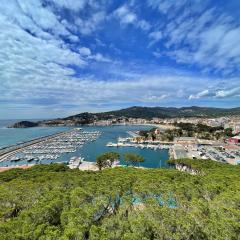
[0,159,239,239]
[9,121,39,128]
[170,123,233,140]
[96,152,144,170]
[76,106,240,119]
[96,152,120,170]
[139,123,233,141]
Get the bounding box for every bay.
[0,120,169,168]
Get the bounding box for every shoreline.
[0,125,170,169]
[7,121,176,130]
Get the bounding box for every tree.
[124,153,145,167]
[96,152,120,170]
[224,128,233,137]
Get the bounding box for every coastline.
[0,125,169,169]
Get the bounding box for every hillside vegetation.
[10,106,240,128]
[66,106,240,120]
[0,160,239,239]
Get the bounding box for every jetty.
[0,130,73,162]
[68,156,84,169]
[127,131,140,137]
[0,129,101,164]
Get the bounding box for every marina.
[107,142,170,150]
[0,128,101,166]
[0,123,170,168]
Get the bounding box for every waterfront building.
[174,137,197,145]
[233,124,240,134]
[228,136,240,145]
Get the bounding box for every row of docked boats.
[106,142,170,150]
[6,129,101,164]
[68,156,85,169]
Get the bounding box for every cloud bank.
[0,0,240,118]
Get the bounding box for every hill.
[9,120,39,128]
[66,106,240,120]
[9,106,240,128]
[0,159,239,239]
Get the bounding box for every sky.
[1,0,240,119]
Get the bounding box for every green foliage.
[124,153,145,166]
[0,161,239,239]
[96,152,120,170]
[224,128,234,137]
[149,122,232,141]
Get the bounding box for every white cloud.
[148,1,240,74]
[113,5,151,31]
[114,5,137,24]
[149,31,162,46]
[79,47,92,56]
[1,0,240,118]
[51,0,87,11]
[87,53,111,62]
[137,20,151,31]
[189,83,240,100]
[152,50,162,58]
[147,0,188,14]
[74,11,106,35]
[216,88,240,98]
[189,90,211,100]
[144,94,168,102]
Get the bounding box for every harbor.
[0,128,101,166]
[107,131,171,150]
[0,124,170,169]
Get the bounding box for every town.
[103,115,240,165]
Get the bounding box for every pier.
[0,130,73,162]
[0,129,101,164]
[127,131,140,137]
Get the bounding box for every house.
[228,136,240,145]
[154,128,161,135]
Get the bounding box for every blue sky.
[1,0,240,119]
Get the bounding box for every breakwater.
[0,130,75,162]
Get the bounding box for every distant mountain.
[66,106,240,120]
[10,106,240,128]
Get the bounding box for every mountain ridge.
[9,106,240,128]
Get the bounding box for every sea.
[0,120,169,168]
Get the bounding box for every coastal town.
[1,114,240,173]
[104,115,240,165]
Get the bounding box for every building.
[154,128,161,135]
[173,145,188,159]
[174,137,197,145]
[233,124,240,134]
[228,136,240,145]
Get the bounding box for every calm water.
[0,120,169,168]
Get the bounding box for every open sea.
[0,120,169,168]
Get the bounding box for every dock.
[0,129,101,166]
[127,131,140,137]
[0,130,73,162]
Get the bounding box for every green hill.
[0,160,239,239]
[66,106,240,120]
[10,106,240,128]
